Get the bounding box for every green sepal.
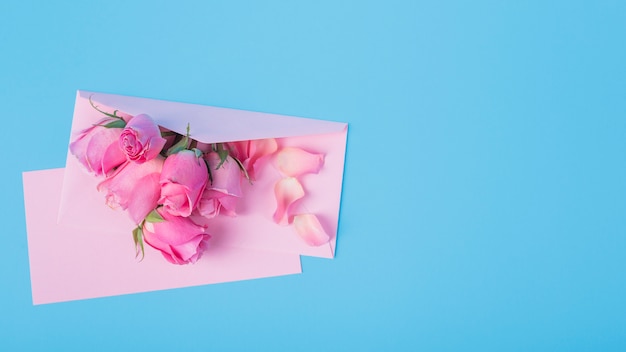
[145,209,165,223]
[215,149,229,169]
[212,143,229,169]
[192,147,203,158]
[166,135,189,155]
[102,119,127,129]
[204,157,213,184]
[132,226,145,261]
[166,123,194,155]
[132,227,139,247]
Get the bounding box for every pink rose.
[159,150,209,217]
[119,114,167,163]
[69,119,127,177]
[197,152,243,218]
[142,208,209,265]
[97,157,164,224]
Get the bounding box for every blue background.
[2,0,625,350]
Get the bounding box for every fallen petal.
[293,214,330,246]
[273,177,305,225]
[274,147,324,177]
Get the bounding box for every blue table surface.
[2,1,625,350]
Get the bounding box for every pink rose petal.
[273,177,305,225]
[69,120,126,177]
[143,208,209,265]
[197,190,239,219]
[274,147,324,177]
[97,157,164,224]
[293,214,330,246]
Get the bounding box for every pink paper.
[24,169,302,305]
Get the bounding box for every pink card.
[24,169,303,304]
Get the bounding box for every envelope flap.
[81,90,347,143]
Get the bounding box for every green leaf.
[102,119,126,129]
[145,209,165,223]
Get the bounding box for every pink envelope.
[23,90,347,304]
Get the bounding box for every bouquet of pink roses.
[69,97,329,265]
